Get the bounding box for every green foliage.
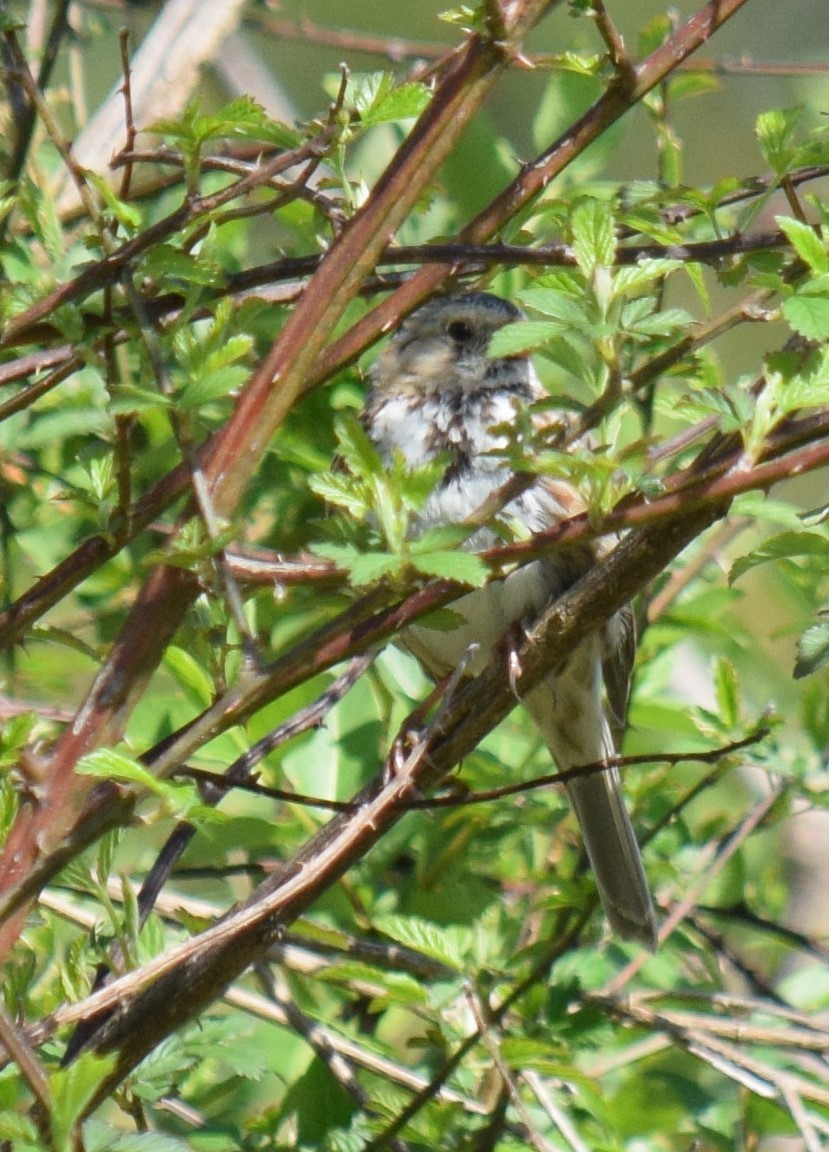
[311,415,488,585]
[1,3,829,1151]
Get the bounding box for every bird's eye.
[447,319,474,343]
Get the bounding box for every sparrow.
[364,291,657,948]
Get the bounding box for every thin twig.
[465,986,558,1152]
[175,727,769,813]
[522,1071,591,1152]
[604,782,787,993]
[0,1000,51,1123]
[254,964,414,1152]
[117,29,137,202]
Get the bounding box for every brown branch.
[60,497,721,1104]
[175,727,769,813]
[0,0,556,958]
[0,132,335,347]
[0,0,764,1052]
[309,0,755,381]
[249,14,829,79]
[3,388,825,929]
[0,1001,51,1131]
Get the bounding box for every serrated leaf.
[612,258,682,297]
[729,530,829,583]
[411,524,474,553]
[50,1053,118,1150]
[75,749,210,821]
[362,82,431,126]
[0,1113,42,1142]
[782,294,829,340]
[108,383,173,415]
[667,71,721,102]
[571,198,616,275]
[85,172,143,231]
[756,106,803,175]
[309,472,371,517]
[557,50,602,76]
[349,552,402,585]
[794,618,829,679]
[374,914,470,971]
[682,259,710,310]
[350,71,393,117]
[140,244,220,285]
[625,306,692,336]
[777,216,828,274]
[212,1032,271,1081]
[164,645,214,707]
[178,363,249,408]
[779,347,829,413]
[334,413,384,480]
[488,319,564,357]
[518,288,589,327]
[76,748,161,788]
[412,550,488,584]
[311,541,361,564]
[95,829,120,884]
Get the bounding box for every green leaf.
[311,542,362,569]
[411,524,475,553]
[756,106,803,176]
[794,617,829,679]
[729,531,829,583]
[177,363,249,408]
[310,471,372,518]
[374,914,470,970]
[50,1053,118,1152]
[362,82,431,126]
[778,346,829,413]
[776,216,828,274]
[411,550,488,584]
[782,294,829,340]
[666,71,720,102]
[571,197,616,275]
[85,173,143,231]
[438,4,488,32]
[624,306,692,336]
[349,71,392,116]
[164,645,215,708]
[611,258,682,297]
[75,749,213,821]
[140,244,221,285]
[488,319,565,357]
[518,288,590,329]
[713,657,740,728]
[334,413,385,480]
[348,552,403,584]
[0,1113,42,1142]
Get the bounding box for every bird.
[363,290,658,949]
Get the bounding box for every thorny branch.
[0,0,823,1135]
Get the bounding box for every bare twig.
[522,1071,591,1152]
[174,727,769,813]
[465,986,558,1152]
[0,1001,51,1123]
[604,782,787,993]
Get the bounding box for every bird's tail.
[565,761,657,949]
[525,666,658,950]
